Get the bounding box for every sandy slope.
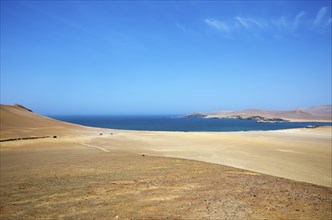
[1,104,331,219]
[0,104,101,139]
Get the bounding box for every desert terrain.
[1,104,331,219]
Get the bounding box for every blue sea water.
[49,115,332,132]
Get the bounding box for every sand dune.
[0,104,98,140]
[1,104,331,219]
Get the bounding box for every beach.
[2,1,331,219]
[1,104,331,219]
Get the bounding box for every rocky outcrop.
[246,116,288,123]
[181,113,288,123]
[179,113,207,118]
[13,104,33,112]
[220,115,288,123]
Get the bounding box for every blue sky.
[1,1,331,115]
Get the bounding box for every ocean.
[49,115,332,132]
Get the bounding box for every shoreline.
[2,126,331,187]
[2,124,331,140]
[1,104,331,218]
[44,115,332,134]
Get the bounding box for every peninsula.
[181,105,332,123]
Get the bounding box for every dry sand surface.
[1,104,331,219]
[107,127,332,187]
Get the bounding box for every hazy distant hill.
[182,105,332,122]
[298,105,332,116]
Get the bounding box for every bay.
[49,115,332,132]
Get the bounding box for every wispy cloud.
[205,6,331,39]
[176,23,186,32]
[205,18,230,33]
[235,16,250,29]
[248,18,267,28]
[293,11,306,28]
[313,6,329,26]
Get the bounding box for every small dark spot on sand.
[142,154,145,157]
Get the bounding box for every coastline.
[1,104,331,187]
[46,114,332,133]
[181,106,332,123]
[1,124,331,187]
[1,104,331,219]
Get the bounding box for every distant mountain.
[298,105,332,116]
[182,105,332,123]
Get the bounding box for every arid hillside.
[0,104,93,140]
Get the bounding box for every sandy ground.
[95,127,331,187]
[1,104,332,219]
[1,137,331,219]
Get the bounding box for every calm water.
[49,115,332,132]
